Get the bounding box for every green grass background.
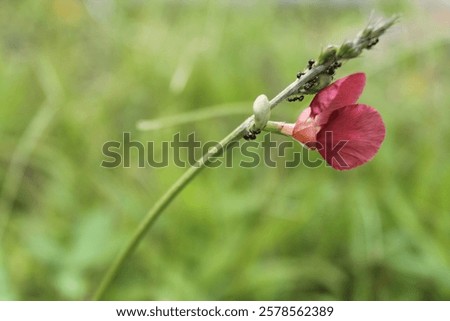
[1,0,449,300]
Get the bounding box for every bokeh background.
[1,0,449,300]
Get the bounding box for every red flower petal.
[296,106,312,123]
[310,73,366,125]
[316,104,385,170]
[292,121,318,145]
[291,107,319,144]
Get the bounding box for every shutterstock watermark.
[101,132,350,169]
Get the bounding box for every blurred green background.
[1,0,449,300]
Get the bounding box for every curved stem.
[92,69,318,300]
[91,70,307,299]
[92,116,253,300]
[92,16,398,300]
[93,59,342,301]
[137,102,250,131]
[0,58,62,241]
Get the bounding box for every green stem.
[263,120,291,136]
[92,67,315,299]
[137,102,250,131]
[92,16,398,300]
[92,116,253,300]
[93,61,329,301]
[0,58,62,241]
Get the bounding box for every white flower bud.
[252,94,270,131]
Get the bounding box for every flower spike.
[288,73,385,170]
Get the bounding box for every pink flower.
[282,73,385,170]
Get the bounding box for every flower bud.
[252,94,270,131]
[317,45,338,65]
[337,41,362,59]
[361,27,374,38]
